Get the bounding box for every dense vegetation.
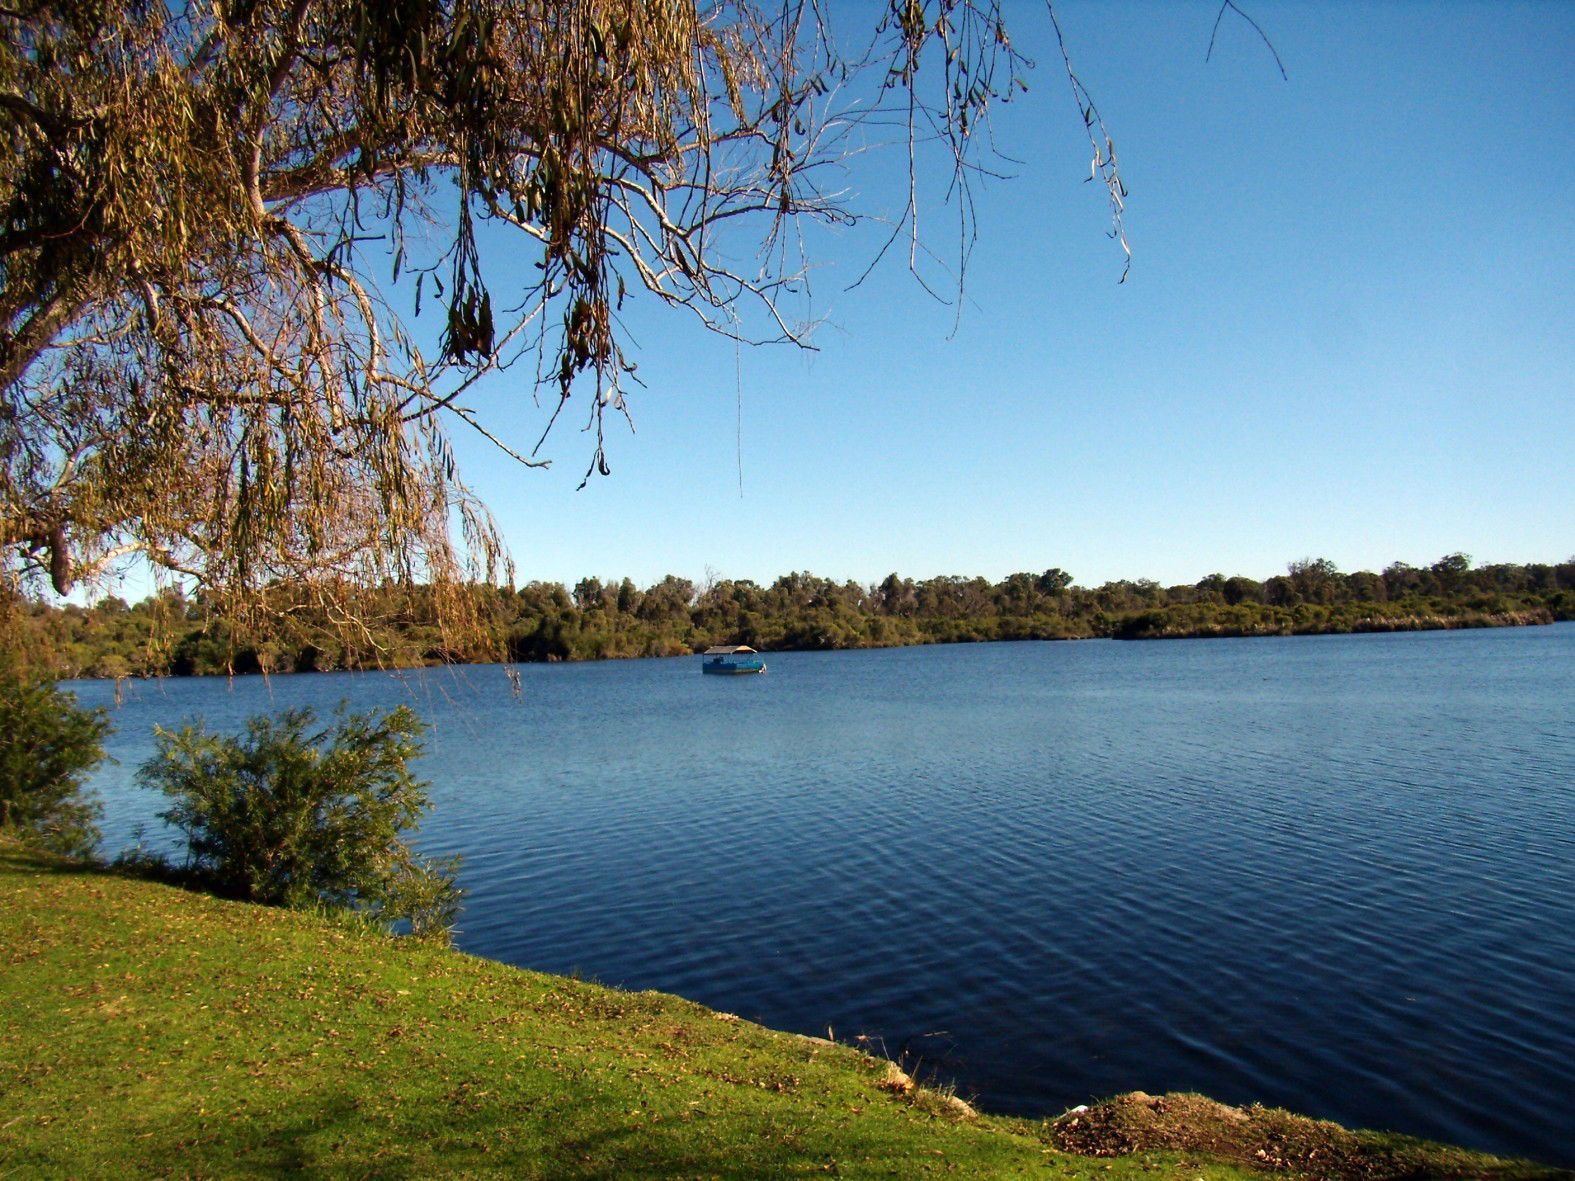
[15,554,1573,680]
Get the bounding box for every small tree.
[0,663,111,859]
[139,705,462,940]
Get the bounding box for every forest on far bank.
[16,554,1575,681]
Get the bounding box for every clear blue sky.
[450,0,1573,593]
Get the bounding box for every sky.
[416,1,1573,593]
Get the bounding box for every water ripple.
[73,624,1575,1168]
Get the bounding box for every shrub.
[0,664,111,858]
[139,704,462,940]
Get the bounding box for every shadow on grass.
[43,1089,889,1179]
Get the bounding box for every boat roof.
[702,645,757,655]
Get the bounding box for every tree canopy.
[1,1,1128,646]
[16,555,1574,677]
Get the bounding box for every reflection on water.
[75,622,1575,1166]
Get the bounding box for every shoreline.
[4,840,1571,1178]
[46,608,1568,682]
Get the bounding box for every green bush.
[0,665,111,858]
[139,704,462,940]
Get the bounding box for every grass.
[2,839,1568,1180]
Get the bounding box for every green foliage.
[0,661,110,858]
[139,705,461,940]
[9,554,1575,677]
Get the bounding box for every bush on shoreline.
[0,658,111,857]
[136,704,462,941]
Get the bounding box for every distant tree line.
[16,555,1575,680]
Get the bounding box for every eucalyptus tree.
[1,0,1130,651]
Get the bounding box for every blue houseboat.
[701,645,766,675]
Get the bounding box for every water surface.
[74,623,1575,1166]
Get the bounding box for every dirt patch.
[1047,1091,1572,1180]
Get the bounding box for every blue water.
[70,623,1575,1167]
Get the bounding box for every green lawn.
[2,841,1564,1179]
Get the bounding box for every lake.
[70,622,1575,1167]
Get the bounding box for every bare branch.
[1207,1,1289,80]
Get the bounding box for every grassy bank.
[2,841,1567,1179]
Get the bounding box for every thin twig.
[1206,1,1288,80]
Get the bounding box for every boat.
[700,645,766,675]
